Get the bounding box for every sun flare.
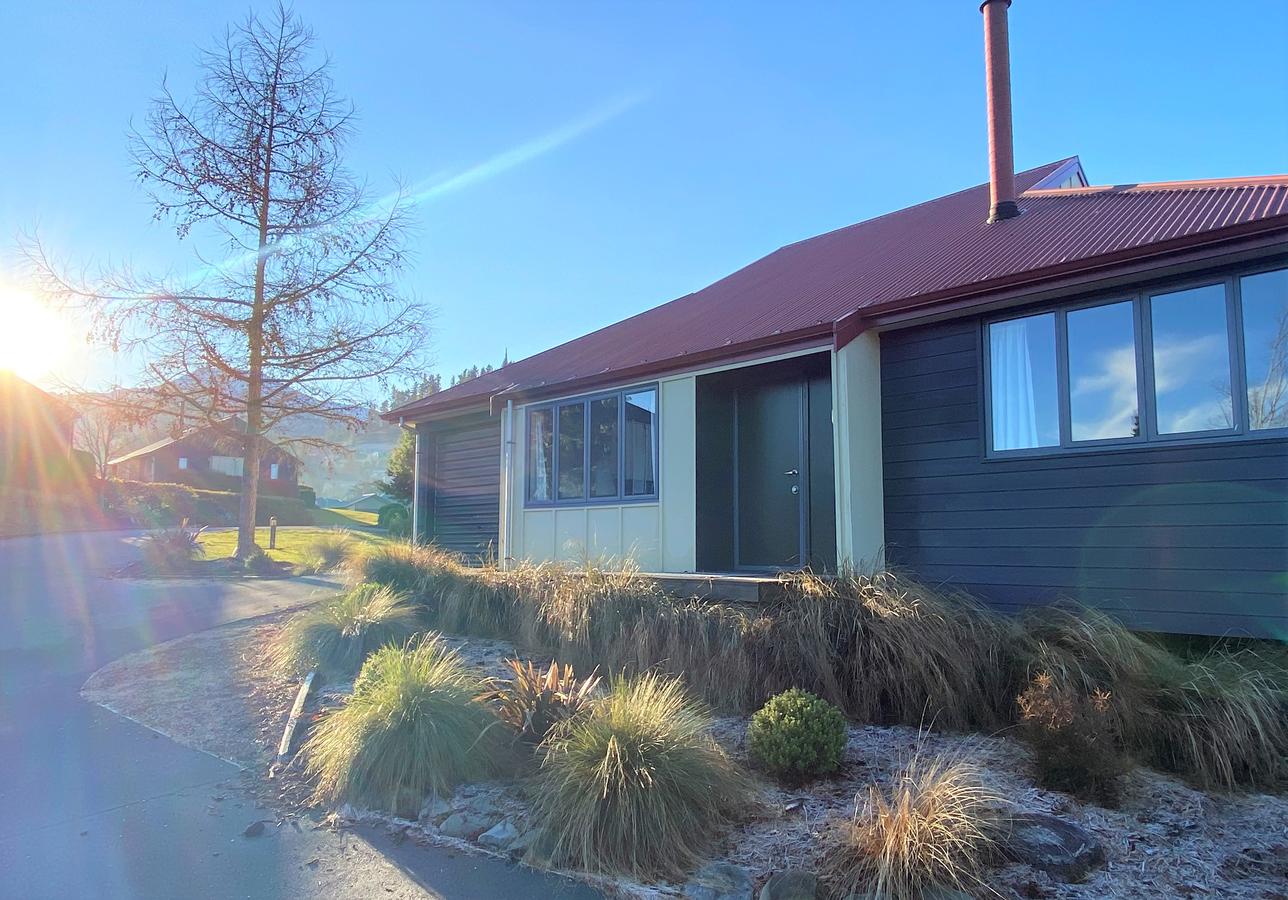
[0,285,80,383]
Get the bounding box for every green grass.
[272,583,422,681]
[197,526,389,567]
[304,633,507,812]
[310,507,379,527]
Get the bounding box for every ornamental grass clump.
[821,751,1004,900]
[528,673,755,879]
[140,519,206,573]
[295,528,356,575]
[272,583,422,681]
[748,688,847,782]
[304,634,506,811]
[348,541,454,600]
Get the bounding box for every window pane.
[989,313,1059,450]
[1150,284,1233,434]
[557,403,585,500]
[527,408,553,502]
[210,455,244,476]
[588,395,619,498]
[1067,301,1139,441]
[623,388,658,496]
[1241,268,1288,430]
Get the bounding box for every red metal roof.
[390,157,1288,420]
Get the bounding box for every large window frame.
[524,383,660,507]
[983,262,1288,459]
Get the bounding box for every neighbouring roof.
[107,417,295,466]
[0,370,77,421]
[388,157,1288,421]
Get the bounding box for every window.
[987,313,1059,450]
[1067,301,1139,441]
[526,408,554,502]
[1149,283,1233,435]
[269,463,280,480]
[1240,268,1288,430]
[210,455,244,477]
[526,385,658,505]
[985,265,1288,455]
[178,457,189,470]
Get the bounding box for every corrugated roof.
[390,157,1288,420]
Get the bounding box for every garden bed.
[82,613,1288,900]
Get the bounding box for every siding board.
[424,411,501,559]
[880,316,1288,638]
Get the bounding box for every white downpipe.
[500,399,515,569]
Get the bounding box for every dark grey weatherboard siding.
[420,411,501,560]
[880,318,1288,638]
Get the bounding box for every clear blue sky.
[3,1,1285,396]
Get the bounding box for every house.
[108,418,300,497]
[385,2,1287,638]
[0,370,81,488]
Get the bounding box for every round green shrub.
[378,502,410,537]
[748,688,847,780]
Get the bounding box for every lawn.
[197,525,390,567]
[310,507,380,527]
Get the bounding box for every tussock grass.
[346,541,454,597]
[272,583,422,681]
[1021,605,1288,790]
[528,674,754,879]
[304,634,505,811]
[821,750,1004,900]
[295,528,358,575]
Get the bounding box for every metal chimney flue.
[981,0,1019,223]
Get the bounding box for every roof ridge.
[1024,173,1288,198]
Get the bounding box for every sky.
[1,0,1285,397]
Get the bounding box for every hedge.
[99,479,313,527]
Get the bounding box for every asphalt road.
[0,529,599,900]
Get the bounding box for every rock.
[507,827,543,858]
[438,812,493,841]
[242,820,266,838]
[759,870,818,900]
[478,819,520,851]
[1001,813,1105,883]
[683,861,755,900]
[464,794,503,819]
[521,829,567,869]
[419,794,452,824]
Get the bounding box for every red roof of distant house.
[0,370,77,420]
[388,157,1288,421]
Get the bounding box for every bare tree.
[25,5,426,557]
[1248,306,1288,430]
[70,390,150,479]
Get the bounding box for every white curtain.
[531,414,550,501]
[991,319,1039,450]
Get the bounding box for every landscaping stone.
[1001,813,1105,882]
[418,794,452,824]
[478,819,520,851]
[242,820,266,838]
[759,870,818,900]
[438,812,492,841]
[683,861,755,900]
[521,828,566,869]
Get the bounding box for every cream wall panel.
[586,507,623,562]
[554,508,588,562]
[658,376,696,571]
[620,505,662,570]
[832,333,885,569]
[521,509,557,562]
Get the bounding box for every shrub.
[139,520,206,573]
[821,751,1004,900]
[296,528,356,575]
[304,633,506,811]
[748,688,848,781]
[273,584,422,681]
[481,659,601,744]
[378,502,410,537]
[298,485,317,507]
[240,545,275,575]
[1017,673,1126,806]
[349,542,450,598]
[527,674,754,879]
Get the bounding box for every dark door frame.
[731,377,810,572]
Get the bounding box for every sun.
[0,285,80,383]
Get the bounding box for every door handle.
[784,469,799,477]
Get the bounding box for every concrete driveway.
[0,529,599,900]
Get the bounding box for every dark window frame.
[524,383,660,507]
[983,262,1288,459]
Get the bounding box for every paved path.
[0,530,599,900]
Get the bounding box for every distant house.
[385,3,1287,637]
[342,492,398,513]
[108,418,299,497]
[0,371,80,488]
